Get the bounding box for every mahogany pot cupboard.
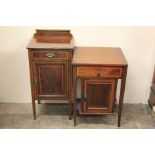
[27,30,74,120]
[27,30,128,127]
[72,47,128,127]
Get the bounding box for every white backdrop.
[0,27,154,104]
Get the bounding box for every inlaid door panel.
[81,79,116,114]
[33,61,69,99]
[87,83,110,108]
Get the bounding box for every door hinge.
[33,76,37,86]
[83,92,87,99]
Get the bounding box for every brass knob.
[45,53,55,58]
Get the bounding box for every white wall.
[0,27,154,104]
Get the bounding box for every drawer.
[77,66,122,78]
[32,50,70,59]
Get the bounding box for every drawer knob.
[45,53,55,58]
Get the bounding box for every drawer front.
[77,67,122,78]
[32,50,71,59]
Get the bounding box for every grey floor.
[0,103,155,129]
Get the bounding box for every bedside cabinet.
[72,47,128,127]
[27,30,74,119]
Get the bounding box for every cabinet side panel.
[28,51,36,99]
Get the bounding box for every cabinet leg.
[74,114,76,126]
[32,99,36,120]
[69,101,73,120]
[118,111,121,127]
[118,67,127,127]
[73,67,77,126]
[74,101,77,126]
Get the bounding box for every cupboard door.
[81,79,116,114]
[33,61,69,99]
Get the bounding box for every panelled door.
[81,79,117,114]
[33,60,69,99]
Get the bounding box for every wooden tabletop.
[27,38,74,50]
[72,47,128,66]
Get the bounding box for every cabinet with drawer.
[27,30,74,120]
[72,47,128,126]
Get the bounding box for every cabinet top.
[72,47,128,66]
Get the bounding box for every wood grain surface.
[72,47,128,66]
